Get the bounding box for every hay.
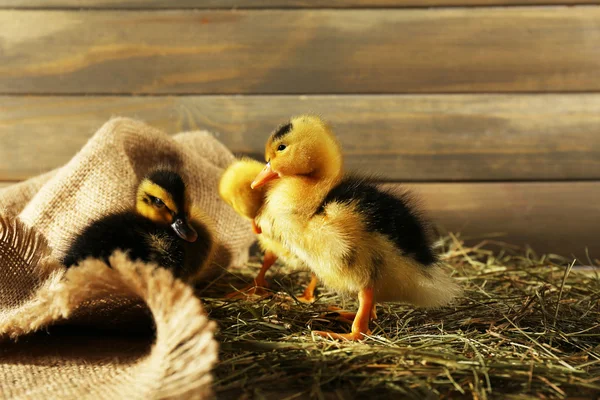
[200,236,600,399]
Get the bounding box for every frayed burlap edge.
[0,214,218,399]
[0,213,51,271]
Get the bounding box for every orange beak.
[251,219,262,234]
[251,162,279,189]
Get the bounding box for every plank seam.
[2,4,600,10]
[4,91,600,96]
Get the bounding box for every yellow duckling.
[251,116,461,340]
[219,158,318,302]
[63,168,215,281]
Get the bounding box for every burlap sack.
[0,118,256,399]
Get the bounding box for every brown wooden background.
[1,1,599,258]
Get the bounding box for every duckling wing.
[63,212,161,267]
[317,176,437,266]
[306,176,458,303]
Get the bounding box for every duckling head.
[136,169,198,242]
[251,115,343,189]
[219,158,265,219]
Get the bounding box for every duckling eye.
[277,144,287,151]
[153,197,164,208]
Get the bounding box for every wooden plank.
[0,177,595,258]
[400,181,600,259]
[2,94,600,181]
[2,8,600,94]
[3,0,600,8]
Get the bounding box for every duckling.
[252,115,461,340]
[63,168,215,281]
[218,158,318,302]
[218,158,265,236]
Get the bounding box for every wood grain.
[2,0,600,8]
[3,8,600,94]
[399,181,600,259]
[0,178,596,257]
[2,94,600,181]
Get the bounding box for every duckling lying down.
[63,169,215,281]
[251,115,461,340]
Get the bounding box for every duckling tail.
[412,262,462,308]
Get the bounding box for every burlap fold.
[0,118,255,399]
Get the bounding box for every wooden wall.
[1,1,599,257]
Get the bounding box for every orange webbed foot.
[322,304,377,322]
[296,293,316,304]
[321,307,358,323]
[296,274,318,303]
[225,250,278,300]
[312,287,375,342]
[225,278,271,299]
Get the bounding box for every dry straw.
[205,235,600,399]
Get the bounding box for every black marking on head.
[272,122,293,141]
[147,170,186,214]
[316,176,438,267]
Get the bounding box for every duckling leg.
[322,304,378,324]
[296,274,318,303]
[313,287,374,341]
[323,306,359,324]
[253,250,277,288]
[226,250,277,299]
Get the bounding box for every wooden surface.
[2,3,599,257]
[399,181,600,258]
[2,95,600,182]
[3,0,600,7]
[3,8,600,94]
[0,179,596,257]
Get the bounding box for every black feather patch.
[147,170,186,213]
[272,122,293,141]
[316,177,437,266]
[62,212,184,269]
[62,211,213,280]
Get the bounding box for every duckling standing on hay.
[63,168,215,281]
[219,158,319,302]
[251,115,461,341]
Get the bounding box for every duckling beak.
[171,218,198,242]
[251,162,279,189]
[252,219,262,234]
